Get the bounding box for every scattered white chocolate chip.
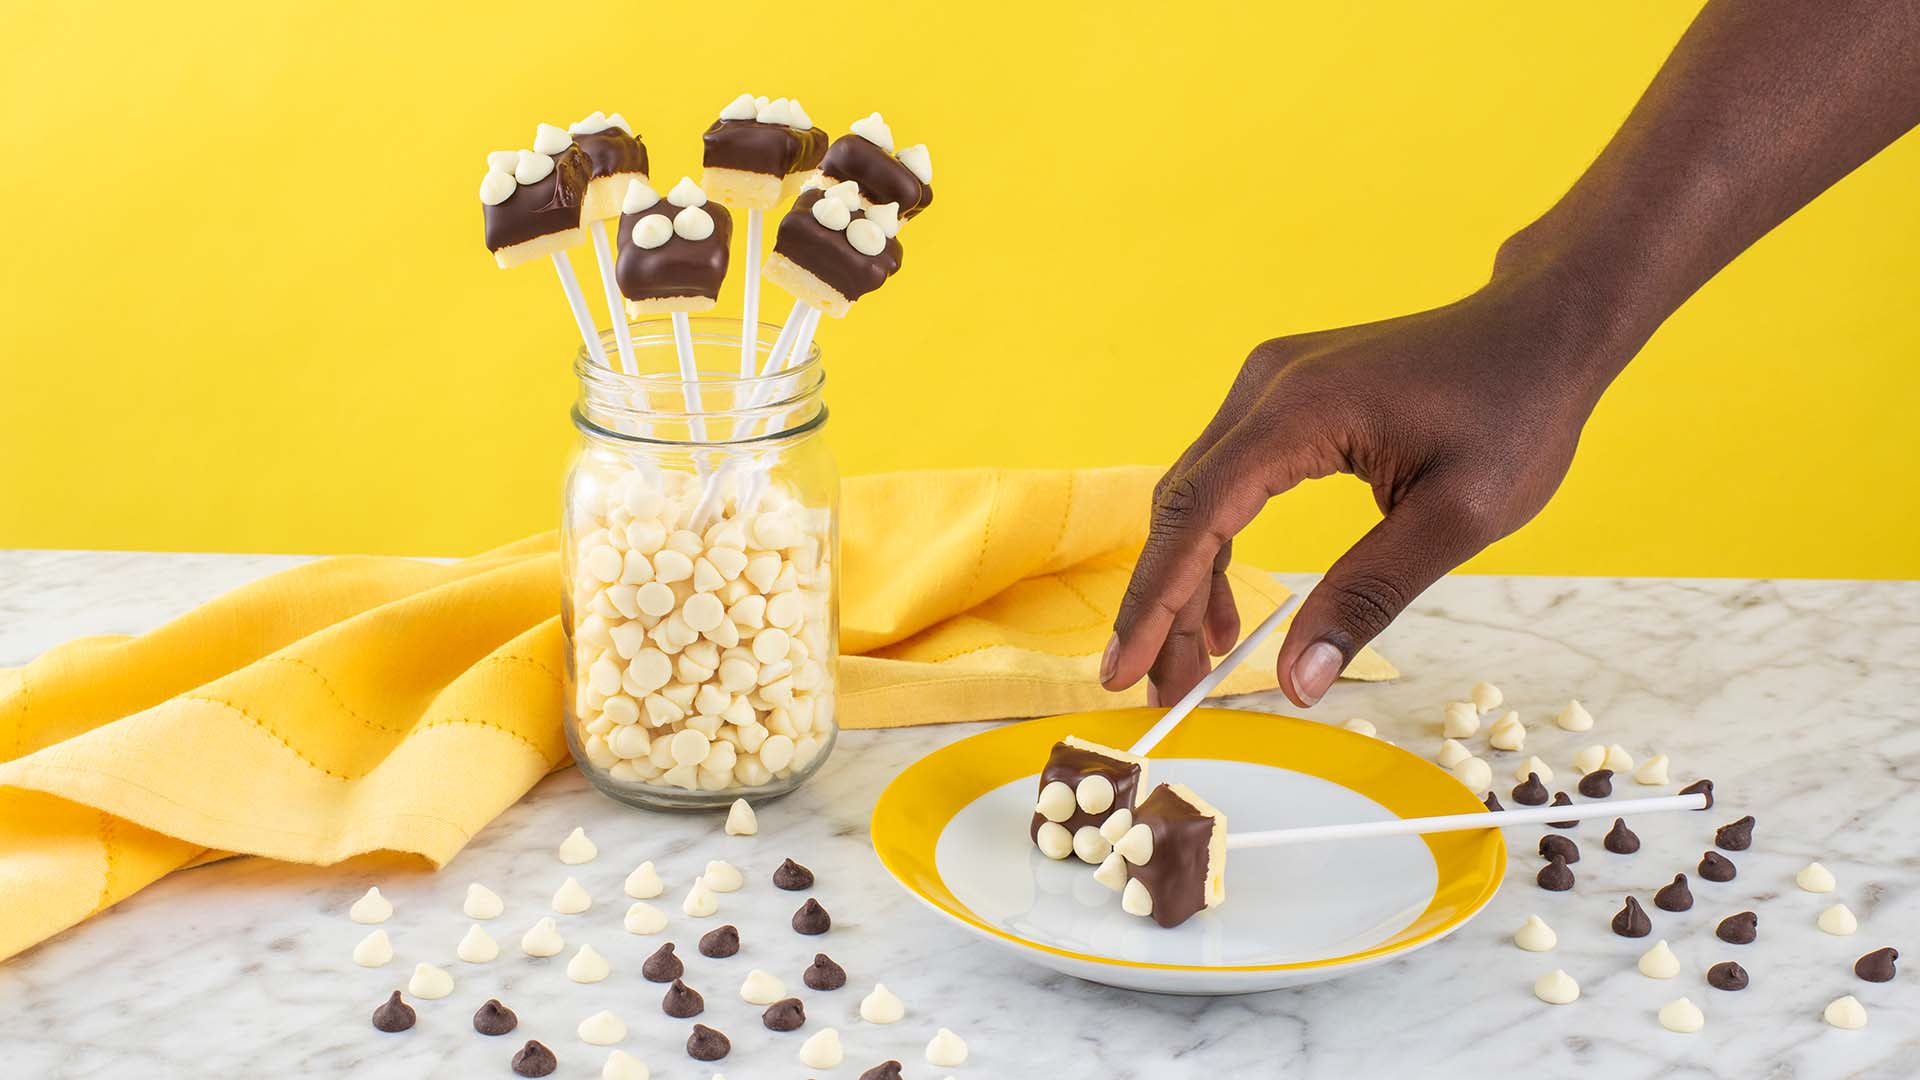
[859,982,905,1024]
[1555,699,1594,732]
[1072,825,1112,864]
[1341,717,1378,738]
[1637,939,1680,979]
[1658,996,1704,1034]
[1034,821,1072,859]
[1451,755,1493,792]
[666,177,707,208]
[703,860,744,892]
[458,924,500,963]
[1121,877,1154,917]
[846,218,887,256]
[1602,744,1634,772]
[1442,701,1480,738]
[674,205,715,242]
[515,149,555,185]
[553,876,593,915]
[1818,903,1859,936]
[799,1028,844,1068]
[522,916,565,957]
[566,943,611,983]
[719,93,758,121]
[682,878,719,917]
[1093,851,1129,891]
[1824,994,1868,1029]
[897,143,933,184]
[408,962,454,1000]
[533,122,570,156]
[1572,744,1607,774]
[1533,968,1580,1005]
[1795,861,1836,893]
[350,886,393,924]
[603,1049,650,1080]
[850,112,895,152]
[1471,682,1503,714]
[622,178,660,214]
[1116,823,1154,865]
[1514,755,1554,785]
[352,928,393,967]
[624,902,668,935]
[725,798,758,835]
[625,861,665,899]
[865,201,901,238]
[1097,808,1133,845]
[1488,712,1526,751]
[480,170,516,206]
[1513,915,1557,952]
[1633,754,1669,785]
[1076,774,1116,814]
[1034,781,1074,823]
[464,882,504,920]
[578,1009,628,1046]
[925,1028,968,1067]
[740,969,786,1005]
[1436,738,1472,768]
[559,827,599,865]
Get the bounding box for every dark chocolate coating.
[663,978,705,1018]
[1537,855,1574,891]
[1714,815,1755,851]
[473,998,518,1036]
[642,942,683,982]
[1611,895,1652,937]
[1654,873,1694,912]
[792,898,831,935]
[1855,947,1898,982]
[1547,792,1577,828]
[1512,774,1549,806]
[1483,791,1503,812]
[1707,960,1749,990]
[699,924,740,958]
[371,991,415,1032]
[484,147,589,252]
[1679,778,1715,809]
[615,198,733,303]
[859,1062,906,1080]
[763,996,807,1031]
[511,1040,557,1077]
[1029,740,1143,844]
[1577,769,1614,798]
[687,1023,731,1062]
[703,119,829,179]
[1539,834,1580,864]
[803,952,846,990]
[773,857,815,890]
[819,135,932,218]
[1124,783,1217,928]
[774,189,904,303]
[574,127,648,181]
[1698,850,1736,881]
[1604,818,1641,854]
[1716,911,1758,944]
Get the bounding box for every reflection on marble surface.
[0,553,1916,1078]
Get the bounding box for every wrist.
[1486,224,1674,399]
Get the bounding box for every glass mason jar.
[564,316,837,810]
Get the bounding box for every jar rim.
[572,315,824,395]
[573,315,828,446]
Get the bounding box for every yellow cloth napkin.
[0,466,1394,961]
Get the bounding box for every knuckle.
[1328,575,1412,643]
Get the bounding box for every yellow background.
[3,2,1916,576]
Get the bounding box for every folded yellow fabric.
[0,466,1393,961]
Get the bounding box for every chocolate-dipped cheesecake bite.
[615,177,733,315]
[1027,736,1148,864]
[817,113,933,219]
[568,111,649,223]
[762,184,904,319]
[701,94,830,209]
[479,124,591,268]
[1117,782,1227,928]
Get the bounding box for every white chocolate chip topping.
[515,149,555,185]
[621,178,659,214]
[1034,780,1074,822]
[897,143,933,183]
[570,111,610,135]
[1097,807,1133,845]
[533,122,571,156]
[1075,774,1116,815]
[787,98,813,129]
[479,169,516,206]
[1115,822,1154,865]
[1120,877,1154,917]
[1034,821,1071,859]
[487,149,520,173]
[755,97,794,126]
[845,218,886,257]
[720,92,758,121]
[673,205,716,242]
[666,176,708,209]
[865,201,901,238]
[850,111,895,152]
[633,215,673,250]
[1093,850,1129,891]
[811,195,852,231]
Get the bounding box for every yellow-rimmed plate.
[872,707,1504,994]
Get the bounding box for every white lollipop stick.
[689,299,811,527]
[1226,792,1709,850]
[551,252,610,369]
[669,312,711,482]
[736,305,823,512]
[587,222,637,374]
[740,208,763,378]
[1127,591,1305,757]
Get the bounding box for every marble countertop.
[1,551,1915,1079]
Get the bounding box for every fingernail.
[1099,633,1120,685]
[1292,641,1343,706]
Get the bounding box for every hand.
[1100,264,1636,707]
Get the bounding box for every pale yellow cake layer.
[624,295,717,317]
[761,252,850,319]
[493,227,584,269]
[582,171,647,224]
[699,166,783,211]
[1166,782,1229,910]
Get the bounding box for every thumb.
[1276,490,1493,707]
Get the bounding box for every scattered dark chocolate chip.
[1512,773,1549,806]
[1538,834,1580,864]
[763,997,807,1031]
[1716,911,1757,945]
[1483,791,1503,812]
[687,1023,731,1061]
[511,1040,557,1078]
[371,991,415,1033]
[859,1062,905,1080]
[1603,818,1640,854]
[804,952,847,990]
[642,942,683,982]
[1679,778,1714,809]
[1706,961,1749,991]
[663,978,705,1018]
[1547,792,1577,828]
[773,857,816,890]
[473,998,518,1036]
[699,924,741,958]
[1611,895,1652,938]
[1698,851,1736,882]
[792,898,831,935]
[1714,815,1755,851]
[1537,855,1575,892]
[1855,947,1898,983]
[1653,873,1693,911]
[1577,769,1614,799]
